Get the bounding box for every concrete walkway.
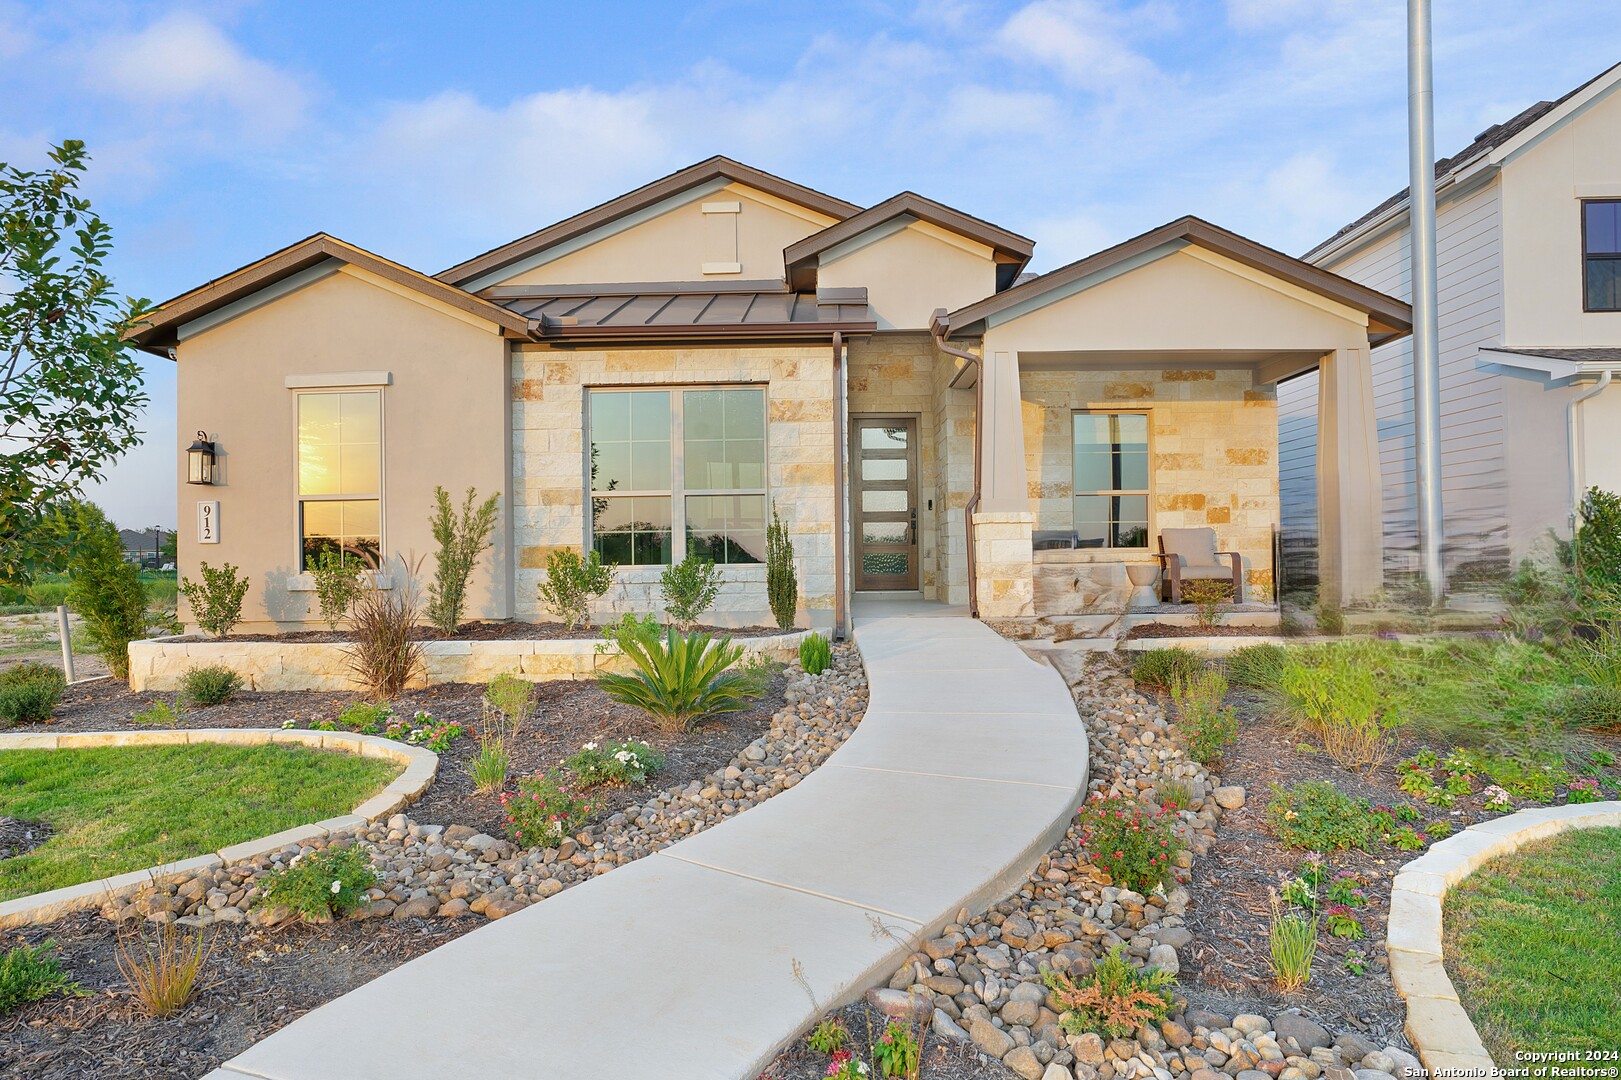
[206,616,1088,1080]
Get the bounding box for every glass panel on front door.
[853,418,919,590]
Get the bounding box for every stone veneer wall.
[511,345,836,626]
[971,511,1035,617]
[933,341,978,606]
[1021,367,1279,615]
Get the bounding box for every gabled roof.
[1306,62,1621,263]
[125,234,533,355]
[938,216,1412,344]
[783,191,1034,291]
[435,156,863,288]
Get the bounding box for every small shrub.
[1567,776,1604,804]
[1343,948,1369,976]
[256,843,376,921]
[805,1016,848,1053]
[337,700,394,733]
[426,485,501,635]
[595,628,763,733]
[1325,872,1365,907]
[467,674,534,794]
[1042,943,1176,1038]
[596,611,662,656]
[536,548,614,630]
[1277,659,1401,773]
[1075,794,1183,893]
[1180,578,1228,630]
[1425,820,1455,839]
[799,631,832,675]
[309,548,366,631]
[0,940,82,1014]
[1171,667,1237,765]
[345,554,427,700]
[1315,598,1345,636]
[0,663,65,726]
[1157,776,1197,811]
[65,503,147,680]
[179,664,241,707]
[1225,643,1288,690]
[1574,487,1621,589]
[484,672,536,726]
[1268,890,1318,991]
[1323,905,1365,940]
[131,697,183,727]
[381,711,464,752]
[179,561,249,638]
[1388,826,1425,850]
[113,919,209,1017]
[566,738,665,786]
[734,650,779,697]
[500,770,599,848]
[766,506,798,630]
[1130,647,1199,690]
[872,1018,921,1077]
[1265,781,1374,851]
[659,552,722,631]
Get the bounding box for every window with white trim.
[297,391,381,569]
[1073,411,1149,549]
[588,386,767,566]
[1585,199,1621,312]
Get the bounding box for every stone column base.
[972,511,1035,618]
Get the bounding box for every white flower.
[614,750,633,763]
[583,741,598,751]
[281,719,296,729]
[330,880,342,894]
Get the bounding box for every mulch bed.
[1123,621,1295,639]
[1174,685,1621,1046]
[0,818,50,862]
[28,674,786,838]
[0,910,485,1080]
[181,620,787,643]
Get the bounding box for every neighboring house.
[118,528,161,567]
[1289,63,1621,594]
[126,157,1408,634]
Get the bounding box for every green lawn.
[0,744,399,901]
[1443,827,1621,1055]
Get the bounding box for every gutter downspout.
[1568,369,1613,539]
[832,331,849,640]
[932,314,983,619]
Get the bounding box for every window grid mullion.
[672,389,687,564]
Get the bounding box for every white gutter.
[1569,370,1613,530]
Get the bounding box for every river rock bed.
[775,650,1419,1080]
[105,646,868,929]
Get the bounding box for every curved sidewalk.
[206,615,1089,1080]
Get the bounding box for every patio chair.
[1155,527,1243,604]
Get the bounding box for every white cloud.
[997,0,1169,94]
[85,12,309,136]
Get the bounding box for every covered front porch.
[930,217,1412,628]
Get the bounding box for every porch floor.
[851,594,968,624]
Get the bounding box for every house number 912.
[197,500,220,545]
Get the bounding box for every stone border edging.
[0,728,437,929]
[1387,800,1621,1071]
[1120,635,1291,654]
[127,629,810,692]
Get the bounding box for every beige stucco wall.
[1021,368,1279,613]
[489,183,837,288]
[174,267,512,632]
[817,221,999,331]
[1501,83,1621,347]
[511,344,837,627]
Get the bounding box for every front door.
[853,417,919,591]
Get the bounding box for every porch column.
[1316,345,1382,605]
[974,350,1034,617]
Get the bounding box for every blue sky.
[1,0,1613,529]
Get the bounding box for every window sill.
[1033,549,1153,564]
[608,565,767,581]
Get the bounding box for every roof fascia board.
[176,258,343,341]
[1487,68,1621,167]
[1179,245,1368,327]
[481,278,787,300]
[721,181,840,227]
[461,178,731,291]
[818,214,916,265]
[1480,348,1621,380]
[338,264,505,335]
[984,242,1186,331]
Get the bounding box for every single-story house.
[126,157,1411,635]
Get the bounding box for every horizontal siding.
[1287,179,1509,588]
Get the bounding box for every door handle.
[909,508,917,544]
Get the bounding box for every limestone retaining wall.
[0,728,435,929]
[128,631,809,693]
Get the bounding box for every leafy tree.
[426,486,501,634]
[1574,487,1621,592]
[63,502,147,680]
[766,505,797,630]
[1,141,151,587]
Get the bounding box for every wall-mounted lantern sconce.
[186,431,217,485]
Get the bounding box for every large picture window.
[1585,199,1621,312]
[298,391,381,569]
[1073,411,1149,549]
[589,386,767,566]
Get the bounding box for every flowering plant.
[826,1050,870,1079]
[1075,794,1183,893]
[1482,785,1513,813]
[871,1019,920,1077]
[255,843,375,922]
[500,769,599,848]
[565,738,666,786]
[1323,904,1365,940]
[382,711,466,752]
[1568,776,1604,804]
[1325,871,1366,908]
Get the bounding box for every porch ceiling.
[952,348,1328,386]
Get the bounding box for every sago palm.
[596,628,761,732]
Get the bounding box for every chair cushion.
[1178,563,1233,580]
[1160,527,1219,568]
